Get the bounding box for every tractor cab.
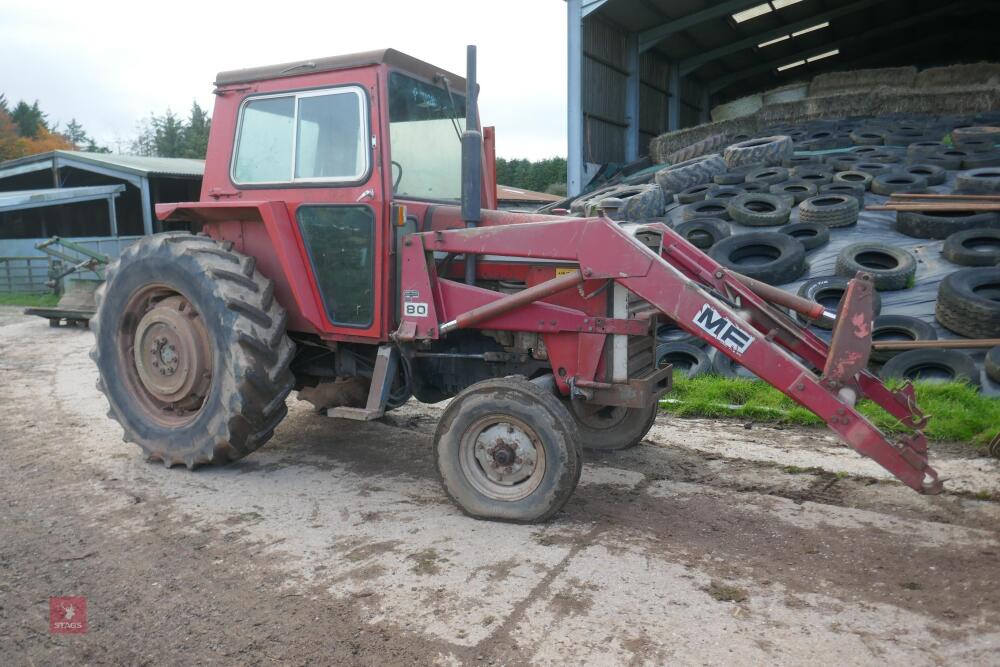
[176,49,502,343]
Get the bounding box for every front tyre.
[434,377,582,523]
[90,234,294,468]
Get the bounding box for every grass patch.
[661,375,1000,449]
[0,292,59,307]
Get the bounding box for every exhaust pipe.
[462,45,482,285]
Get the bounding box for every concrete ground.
[1,304,998,665]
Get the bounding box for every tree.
[182,101,210,159]
[154,109,186,157]
[63,118,87,146]
[495,157,568,193]
[11,100,46,137]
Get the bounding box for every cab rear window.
[232,87,368,185]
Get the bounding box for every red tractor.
[91,47,942,523]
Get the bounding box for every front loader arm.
[397,216,942,494]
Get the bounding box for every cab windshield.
[388,71,466,200]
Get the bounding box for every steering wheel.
[391,160,403,193]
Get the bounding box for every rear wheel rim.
[460,415,546,501]
[120,285,213,426]
[569,400,631,432]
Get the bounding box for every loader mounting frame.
[397,215,942,495]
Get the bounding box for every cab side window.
[233,87,368,185]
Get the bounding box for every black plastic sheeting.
[665,161,1000,395]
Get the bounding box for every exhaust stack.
[462,45,482,285]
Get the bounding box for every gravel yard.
[1,305,998,665]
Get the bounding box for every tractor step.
[328,345,398,421]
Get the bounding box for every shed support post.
[107,196,118,237]
[567,0,584,196]
[700,88,711,124]
[667,63,681,131]
[139,177,154,235]
[624,34,641,162]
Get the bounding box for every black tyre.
[865,150,903,164]
[656,318,704,347]
[903,163,947,186]
[795,276,882,330]
[819,182,866,205]
[870,315,937,364]
[870,172,928,196]
[709,232,807,285]
[830,155,864,172]
[790,167,833,186]
[854,162,894,178]
[705,184,746,200]
[986,346,1000,383]
[654,342,712,378]
[961,151,1000,170]
[90,233,294,468]
[724,135,793,168]
[943,228,1000,266]
[710,348,759,380]
[664,133,730,165]
[675,183,712,204]
[851,130,885,145]
[713,163,761,185]
[621,185,667,221]
[434,376,582,523]
[907,141,946,158]
[746,166,790,186]
[779,222,830,251]
[769,180,818,204]
[895,210,1000,239]
[727,192,791,227]
[783,155,824,169]
[880,349,980,387]
[956,168,1000,194]
[798,194,860,228]
[655,154,727,193]
[935,268,1000,338]
[679,198,731,221]
[565,400,658,451]
[923,152,964,170]
[674,218,731,250]
[835,242,917,291]
[833,171,874,190]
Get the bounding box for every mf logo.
[693,304,753,355]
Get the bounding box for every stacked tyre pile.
[607,113,1000,390]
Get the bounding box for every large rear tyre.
[565,400,658,451]
[434,377,582,523]
[90,233,295,468]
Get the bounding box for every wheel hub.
[132,295,211,410]
[473,422,538,486]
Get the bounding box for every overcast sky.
[0,0,568,160]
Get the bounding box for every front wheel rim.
[459,415,546,501]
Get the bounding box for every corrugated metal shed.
[567,0,1000,194]
[0,151,204,179]
[0,151,203,237]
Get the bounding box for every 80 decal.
[404,302,429,317]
